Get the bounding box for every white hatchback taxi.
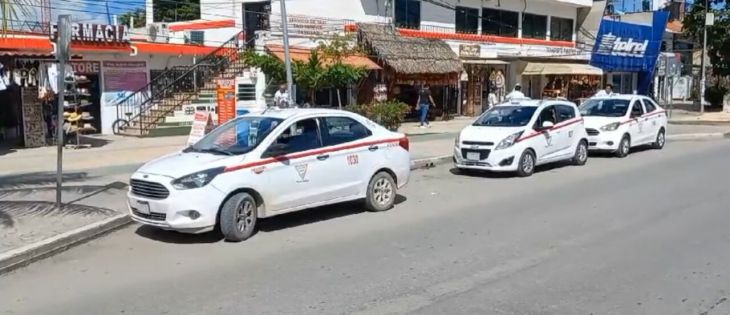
[580,94,667,157]
[454,99,589,177]
[128,109,411,241]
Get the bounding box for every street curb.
[669,120,730,126]
[410,155,452,170]
[0,214,132,275]
[667,132,730,141]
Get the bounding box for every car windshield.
[185,116,283,155]
[473,106,537,127]
[580,99,630,117]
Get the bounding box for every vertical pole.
[56,15,71,209]
[280,0,294,106]
[700,0,709,114]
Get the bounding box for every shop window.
[482,8,518,38]
[522,13,547,40]
[395,0,421,29]
[455,6,479,34]
[550,17,573,42]
[237,84,256,101]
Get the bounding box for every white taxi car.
[454,99,589,177]
[128,109,410,242]
[580,94,667,157]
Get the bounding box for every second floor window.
[482,8,518,38]
[522,13,547,39]
[395,0,421,29]
[455,6,479,34]
[550,17,573,41]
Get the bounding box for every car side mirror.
[264,143,288,158]
[536,121,554,130]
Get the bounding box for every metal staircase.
[113,32,250,136]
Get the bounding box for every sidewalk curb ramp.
[0,214,132,275]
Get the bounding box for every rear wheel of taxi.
[365,172,396,212]
[652,128,666,150]
[516,150,536,177]
[572,140,588,166]
[220,192,258,242]
[615,135,630,158]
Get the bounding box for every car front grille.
[461,149,491,160]
[462,141,494,146]
[131,209,167,221]
[586,128,600,136]
[130,179,170,199]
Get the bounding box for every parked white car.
[454,99,589,177]
[128,109,411,242]
[580,94,667,157]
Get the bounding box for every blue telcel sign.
[590,11,669,94]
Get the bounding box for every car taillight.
[399,137,410,151]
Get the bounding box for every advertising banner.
[217,79,236,125]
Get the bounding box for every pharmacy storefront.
[590,12,669,95]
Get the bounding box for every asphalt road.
[2,140,730,315]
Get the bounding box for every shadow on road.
[134,195,407,244]
[0,171,92,190]
[449,161,574,178]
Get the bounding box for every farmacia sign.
[50,23,130,43]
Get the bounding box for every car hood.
[583,116,624,130]
[460,125,526,143]
[136,151,240,179]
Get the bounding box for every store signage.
[70,61,101,74]
[50,23,130,43]
[459,44,480,58]
[595,34,648,58]
[590,11,669,94]
[217,79,236,124]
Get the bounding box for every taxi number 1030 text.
[347,154,359,165]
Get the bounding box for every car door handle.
[317,154,330,161]
[368,145,379,151]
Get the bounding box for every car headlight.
[495,131,524,150]
[600,122,621,131]
[454,133,461,147]
[172,167,225,190]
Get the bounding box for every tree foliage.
[153,0,200,23]
[119,8,146,28]
[683,0,730,77]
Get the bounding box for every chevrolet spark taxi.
[454,99,589,177]
[128,109,411,242]
[580,94,667,157]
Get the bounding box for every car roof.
[248,108,357,120]
[493,98,576,108]
[589,94,645,101]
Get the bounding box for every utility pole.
[280,0,294,106]
[55,15,72,209]
[700,0,712,114]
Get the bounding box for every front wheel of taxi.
[516,150,536,177]
[365,172,396,212]
[220,192,258,242]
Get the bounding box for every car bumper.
[127,173,227,233]
[587,132,622,151]
[453,146,519,172]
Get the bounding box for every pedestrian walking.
[274,83,289,107]
[505,83,525,101]
[416,84,435,128]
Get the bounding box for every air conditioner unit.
[147,23,170,43]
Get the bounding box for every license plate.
[130,198,150,214]
[466,152,481,161]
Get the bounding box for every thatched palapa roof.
[358,23,462,75]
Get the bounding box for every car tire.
[572,140,589,166]
[615,135,631,158]
[652,128,666,150]
[365,171,397,212]
[219,192,258,242]
[516,150,536,177]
